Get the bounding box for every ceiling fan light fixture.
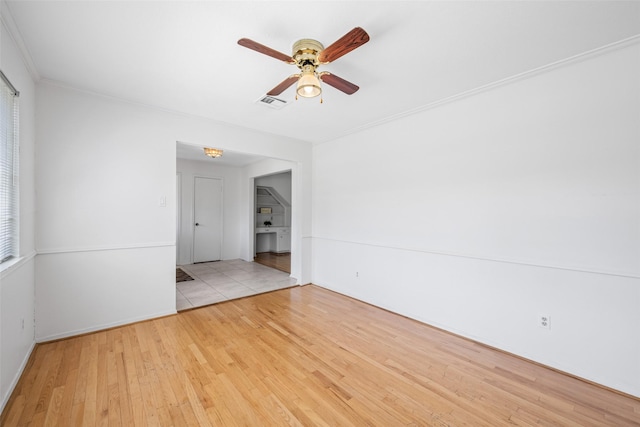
[296,69,322,98]
[238,27,369,100]
[204,147,223,158]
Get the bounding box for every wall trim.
[176,171,182,264]
[35,309,177,343]
[0,340,36,414]
[0,2,41,81]
[36,242,175,256]
[37,79,308,148]
[312,236,640,280]
[314,35,640,145]
[311,282,640,399]
[0,251,36,279]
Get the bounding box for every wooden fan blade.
[267,75,299,96]
[318,27,370,63]
[319,73,359,95]
[238,38,294,64]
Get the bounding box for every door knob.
[195,223,200,226]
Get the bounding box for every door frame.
[192,175,224,263]
[252,170,292,258]
[176,172,182,264]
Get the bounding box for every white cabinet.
[255,227,291,254]
[276,228,291,253]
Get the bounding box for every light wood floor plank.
[2,285,639,426]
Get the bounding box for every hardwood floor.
[2,285,639,426]
[254,252,291,273]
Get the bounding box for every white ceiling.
[5,1,640,153]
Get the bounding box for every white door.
[193,177,223,263]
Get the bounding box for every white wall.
[35,82,312,341]
[0,9,37,411]
[35,83,177,341]
[312,42,640,397]
[176,158,242,265]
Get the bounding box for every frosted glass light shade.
[204,147,223,158]
[296,71,322,98]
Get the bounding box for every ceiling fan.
[238,27,370,102]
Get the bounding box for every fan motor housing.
[292,39,324,68]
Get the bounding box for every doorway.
[176,144,300,311]
[254,171,292,273]
[193,176,223,263]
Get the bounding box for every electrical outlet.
[539,314,551,330]
[356,271,359,278]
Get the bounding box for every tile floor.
[176,259,297,311]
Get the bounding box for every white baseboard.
[0,340,36,414]
[36,309,177,343]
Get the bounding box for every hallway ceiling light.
[204,147,223,158]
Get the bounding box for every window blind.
[0,70,19,264]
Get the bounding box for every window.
[1,70,19,264]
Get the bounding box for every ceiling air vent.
[256,95,289,110]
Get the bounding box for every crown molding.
[1,1,41,81]
[315,34,640,146]
[38,77,312,148]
